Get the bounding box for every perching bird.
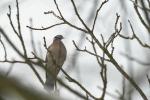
[44,35,67,91]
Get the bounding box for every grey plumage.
[44,35,67,91]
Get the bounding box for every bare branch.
[119,20,150,49]
[44,10,62,20]
[28,9,88,33]
[106,13,122,48]
[92,0,109,31]
[52,0,88,33]
[69,2,147,98]
[7,5,19,36]
[70,0,91,32]
[130,0,150,11]
[15,0,27,57]
[72,40,110,62]
[7,0,27,57]
[53,0,64,19]
[61,67,99,100]
[133,0,150,33]
[27,22,65,30]
[0,34,7,60]
[27,61,45,86]
[140,0,150,26]
[0,27,24,58]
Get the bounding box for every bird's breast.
[47,40,66,66]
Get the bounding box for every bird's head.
[54,35,64,40]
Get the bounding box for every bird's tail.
[44,74,55,91]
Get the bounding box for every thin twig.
[133,0,150,33]
[106,14,121,48]
[61,67,99,100]
[44,10,62,20]
[73,40,110,62]
[0,27,24,58]
[140,0,150,26]
[128,20,150,49]
[16,0,27,57]
[130,0,150,11]
[119,20,150,49]
[92,0,109,32]
[98,86,118,99]
[53,0,88,33]
[0,34,7,60]
[70,0,91,32]
[27,60,45,86]
[7,6,19,36]
[27,22,65,30]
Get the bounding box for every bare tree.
[0,0,150,100]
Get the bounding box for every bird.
[44,35,67,91]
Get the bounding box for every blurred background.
[0,0,150,100]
